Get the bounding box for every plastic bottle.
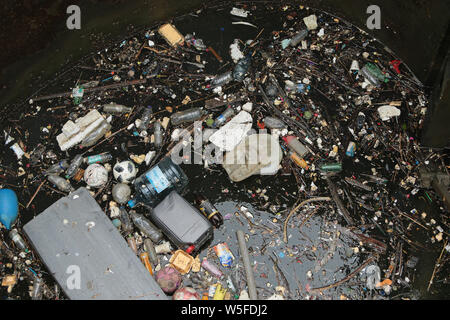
[359,63,389,86]
[144,238,159,265]
[263,117,285,129]
[84,152,113,165]
[138,106,153,131]
[290,29,308,47]
[119,207,134,234]
[65,154,84,179]
[233,55,251,82]
[80,121,112,148]
[195,194,223,228]
[128,157,189,208]
[356,112,366,130]
[201,258,223,279]
[130,211,163,243]
[319,163,342,172]
[283,136,309,157]
[103,103,132,114]
[211,71,233,88]
[44,160,69,175]
[289,151,309,170]
[47,175,74,193]
[170,108,204,126]
[9,229,28,252]
[153,121,162,147]
[127,235,138,254]
[31,277,43,300]
[213,107,235,128]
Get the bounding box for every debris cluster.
[0,3,448,300]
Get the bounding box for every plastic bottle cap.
[128,199,136,208]
[185,245,195,254]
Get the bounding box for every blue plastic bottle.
[128,157,188,208]
[0,189,19,230]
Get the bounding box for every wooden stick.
[310,256,376,293]
[427,239,448,291]
[26,180,46,209]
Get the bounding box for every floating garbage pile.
[1,2,449,300]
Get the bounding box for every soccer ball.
[113,160,137,184]
[155,266,181,294]
[84,164,108,187]
[172,287,200,300]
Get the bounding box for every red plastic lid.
[185,245,195,254]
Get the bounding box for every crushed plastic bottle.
[43,160,69,176]
[9,229,29,252]
[84,152,113,165]
[130,211,163,243]
[290,29,308,47]
[153,121,162,147]
[80,120,111,148]
[233,55,251,82]
[170,108,205,126]
[119,206,134,234]
[264,117,285,129]
[211,71,233,88]
[65,154,84,179]
[138,106,153,130]
[103,103,132,114]
[47,175,74,193]
[213,107,235,128]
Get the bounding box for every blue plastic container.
[0,189,19,230]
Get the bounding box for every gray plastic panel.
[23,187,167,300]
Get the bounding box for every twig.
[283,197,331,243]
[427,239,448,292]
[26,180,46,209]
[310,256,376,293]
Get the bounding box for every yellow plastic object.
[158,24,184,47]
[139,252,153,276]
[169,249,194,274]
[213,283,227,300]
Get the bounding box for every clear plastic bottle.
[103,103,132,114]
[144,238,158,265]
[290,29,308,47]
[44,160,69,176]
[153,121,162,147]
[233,55,251,82]
[138,106,153,130]
[65,154,84,179]
[263,117,285,129]
[130,211,163,243]
[119,206,134,234]
[80,121,111,148]
[9,229,29,252]
[170,108,204,126]
[31,277,43,300]
[213,107,235,128]
[84,152,113,165]
[47,175,74,193]
[211,71,233,88]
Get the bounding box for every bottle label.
[145,166,170,193]
[87,155,102,164]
